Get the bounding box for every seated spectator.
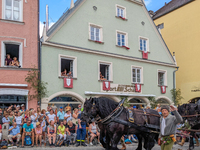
[47,120,56,146]
[57,121,66,146]
[61,69,67,76]
[15,111,23,130]
[8,111,15,125]
[37,107,41,113]
[8,122,21,146]
[67,71,72,78]
[41,109,47,121]
[78,105,82,114]
[89,121,100,145]
[47,109,56,126]
[64,108,72,123]
[21,119,34,147]
[57,107,65,123]
[5,54,12,66]
[23,110,29,123]
[30,110,38,128]
[20,104,26,117]
[66,120,77,144]
[35,122,42,147]
[0,124,2,142]
[63,120,67,127]
[72,108,79,125]
[2,113,10,124]
[15,105,20,113]
[11,57,20,67]
[38,117,46,146]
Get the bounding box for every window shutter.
[106,66,109,80]
[70,61,73,77]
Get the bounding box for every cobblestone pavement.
[11,143,199,150]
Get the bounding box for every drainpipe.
[173,67,179,105]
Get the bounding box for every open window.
[59,55,77,78]
[158,70,167,86]
[98,61,113,81]
[1,42,22,67]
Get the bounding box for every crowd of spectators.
[0,104,100,148]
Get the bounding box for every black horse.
[81,97,160,150]
[178,104,200,150]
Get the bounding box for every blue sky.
[39,0,172,35]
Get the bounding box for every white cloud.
[144,0,152,6]
[39,21,55,37]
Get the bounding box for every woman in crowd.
[2,113,10,124]
[64,108,72,123]
[15,111,23,131]
[72,108,79,125]
[30,110,38,128]
[41,109,47,121]
[66,120,77,144]
[47,109,56,125]
[8,111,14,125]
[88,120,100,145]
[47,120,56,146]
[38,117,46,146]
[37,107,41,113]
[35,122,42,147]
[57,121,66,146]
[23,110,29,123]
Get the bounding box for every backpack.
[0,139,8,149]
[25,135,32,146]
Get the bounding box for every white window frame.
[131,65,143,84]
[98,60,113,81]
[2,0,23,22]
[116,4,126,18]
[139,36,149,52]
[88,23,103,42]
[116,30,128,47]
[58,54,77,78]
[157,70,167,86]
[1,41,23,67]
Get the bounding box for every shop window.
[158,70,167,86]
[1,42,22,67]
[98,61,113,81]
[59,55,77,78]
[3,0,23,21]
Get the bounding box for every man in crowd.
[8,122,21,146]
[21,118,34,147]
[158,105,183,150]
[57,107,65,123]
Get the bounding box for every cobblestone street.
[12,143,199,150]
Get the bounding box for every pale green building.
[41,0,177,110]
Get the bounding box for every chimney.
[148,10,155,17]
[46,5,49,31]
[42,22,48,41]
[70,0,74,9]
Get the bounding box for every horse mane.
[94,97,118,119]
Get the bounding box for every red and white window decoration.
[103,81,110,91]
[142,51,148,59]
[117,31,129,49]
[64,78,73,89]
[161,86,166,94]
[89,23,103,43]
[116,4,126,20]
[135,84,141,92]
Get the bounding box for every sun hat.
[36,122,40,126]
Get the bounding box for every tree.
[25,68,48,101]
[148,97,157,109]
[170,88,183,105]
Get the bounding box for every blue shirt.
[78,113,86,126]
[9,126,20,136]
[2,117,10,123]
[57,111,65,120]
[23,123,34,132]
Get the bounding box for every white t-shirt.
[161,118,166,136]
[15,116,23,125]
[48,114,56,122]
[64,113,72,123]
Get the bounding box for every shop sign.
[101,84,141,93]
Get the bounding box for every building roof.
[153,0,194,20]
[47,0,84,37]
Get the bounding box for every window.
[89,23,103,42]
[158,70,167,86]
[98,61,113,81]
[132,66,143,84]
[59,55,77,78]
[1,41,22,67]
[116,4,126,19]
[3,0,23,21]
[139,37,149,52]
[116,31,128,47]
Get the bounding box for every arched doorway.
[156,96,173,105]
[128,98,147,108]
[189,97,200,104]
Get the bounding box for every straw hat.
[36,122,40,126]
[65,104,71,112]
